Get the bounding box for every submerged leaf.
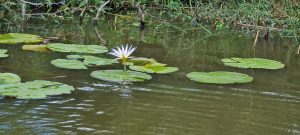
[0,49,8,58]
[47,43,108,54]
[0,73,21,84]
[0,80,75,99]
[221,57,285,70]
[186,71,253,84]
[91,70,152,83]
[0,33,43,45]
[51,59,88,69]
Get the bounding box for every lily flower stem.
[123,64,127,71]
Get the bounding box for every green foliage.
[186,71,254,84]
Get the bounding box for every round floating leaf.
[126,57,158,66]
[129,65,179,74]
[91,70,152,83]
[22,45,49,52]
[186,71,253,84]
[66,55,84,60]
[51,59,87,69]
[0,80,75,99]
[0,49,8,58]
[0,73,21,84]
[0,33,43,45]
[83,56,118,66]
[47,43,108,54]
[221,57,285,70]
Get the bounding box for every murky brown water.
[0,19,299,135]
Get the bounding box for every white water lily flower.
[108,44,136,64]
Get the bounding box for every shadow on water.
[0,19,299,135]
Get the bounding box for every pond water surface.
[0,20,300,135]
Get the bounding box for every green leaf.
[22,45,49,52]
[0,49,8,58]
[0,73,21,84]
[83,56,118,66]
[47,43,108,54]
[0,33,43,45]
[0,80,75,99]
[51,59,88,69]
[186,71,253,84]
[91,70,152,83]
[129,65,179,74]
[126,57,158,66]
[221,57,285,70]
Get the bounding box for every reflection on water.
[0,20,299,135]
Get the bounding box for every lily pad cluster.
[51,55,118,70]
[0,33,43,44]
[0,73,74,99]
[186,57,285,84]
[0,49,8,58]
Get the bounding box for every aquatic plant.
[108,44,136,71]
[186,71,253,84]
[221,58,285,70]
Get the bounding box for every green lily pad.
[0,49,8,58]
[66,55,84,60]
[0,73,21,84]
[51,59,88,69]
[126,57,158,66]
[221,57,285,70]
[129,64,179,74]
[91,70,152,83]
[22,45,49,52]
[47,43,108,54]
[83,56,118,66]
[0,80,75,99]
[0,33,43,45]
[186,71,253,84]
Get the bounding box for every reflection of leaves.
[47,43,108,54]
[186,71,253,84]
[0,73,21,84]
[0,33,43,45]
[221,57,285,70]
[91,70,152,83]
[0,80,75,99]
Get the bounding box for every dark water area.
[0,19,299,135]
